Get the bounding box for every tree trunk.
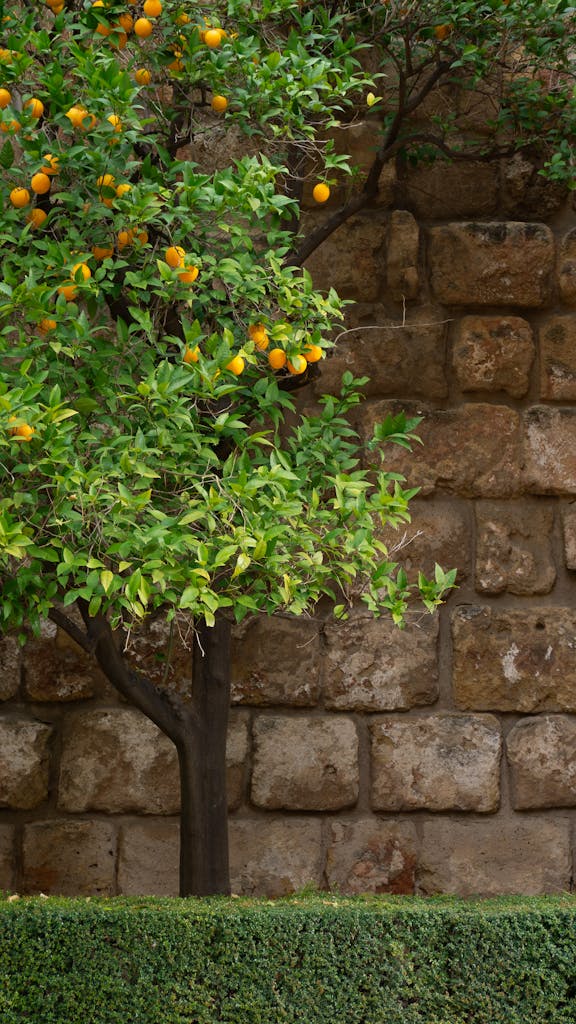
[178,612,232,896]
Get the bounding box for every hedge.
[1,894,576,1023]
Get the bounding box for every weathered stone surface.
[0,826,15,890]
[558,228,576,305]
[303,214,386,301]
[0,636,20,701]
[475,500,556,595]
[229,819,323,896]
[405,160,498,220]
[0,719,51,809]
[316,304,448,400]
[523,407,576,495]
[380,498,470,581]
[325,819,417,894]
[361,402,522,497]
[562,505,576,570]
[386,210,420,300]
[453,316,534,397]
[23,619,102,702]
[231,616,321,706]
[251,716,359,810]
[501,153,567,219]
[118,820,179,895]
[323,613,438,711]
[226,713,250,811]
[452,606,576,712]
[370,714,501,812]
[419,818,571,896]
[429,222,554,307]
[540,315,576,400]
[507,716,576,809]
[22,820,116,895]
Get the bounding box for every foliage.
[2,894,576,1022]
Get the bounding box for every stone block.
[251,715,358,810]
[0,825,15,890]
[507,716,576,809]
[370,714,501,812]
[316,304,448,400]
[231,616,321,706]
[361,401,522,498]
[323,613,438,711]
[429,222,554,307]
[418,818,571,895]
[475,500,556,595]
[229,818,323,897]
[562,505,576,570]
[379,498,470,582]
[0,719,52,809]
[0,637,20,701]
[452,606,576,712]
[325,819,417,895]
[540,315,576,400]
[523,407,576,495]
[22,619,102,702]
[303,213,386,301]
[386,210,420,300]
[453,316,534,397]
[22,820,116,896]
[118,820,179,895]
[558,228,576,305]
[226,712,250,811]
[501,153,567,219]
[405,160,498,220]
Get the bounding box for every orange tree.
[1,0,573,895]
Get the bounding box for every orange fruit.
[204,27,223,47]
[57,282,77,301]
[226,354,245,375]
[41,153,59,175]
[183,346,199,364]
[96,173,115,189]
[115,183,131,198]
[27,208,47,228]
[304,343,323,363]
[434,23,451,40]
[134,67,151,85]
[178,264,199,283]
[25,98,44,118]
[249,325,269,350]
[143,0,162,15]
[71,262,91,281]
[31,172,51,194]
[117,228,134,249]
[65,106,89,128]
[9,421,34,441]
[136,229,148,245]
[1,119,20,133]
[92,243,114,260]
[211,95,227,112]
[165,245,186,268]
[176,12,190,24]
[9,187,30,208]
[107,113,122,132]
[0,88,11,108]
[268,348,287,370]
[50,3,64,10]
[118,12,133,31]
[312,182,330,203]
[134,17,153,36]
[287,354,307,374]
[96,20,112,35]
[38,318,57,333]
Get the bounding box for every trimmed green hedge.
[1,894,576,1023]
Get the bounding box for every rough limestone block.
[251,715,359,810]
[405,160,498,220]
[558,228,576,305]
[226,713,250,811]
[303,214,386,301]
[360,401,522,498]
[507,716,576,809]
[386,210,420,300]
[475,500,556,595]
[370,714,501,812]
[316,304,448,400]
[562,505,576,570]
[118,820,179,895]
[453,316,534,397]
[231,615,321,706]
[22,820,116,895]
[22,619,102,702]
[0,826,15,890]
[429,222,554,307]
[523,407,576,494]
[379,499,470,582]
[452,606,576,712]
[0,637,20,701]
[229,819,323,896]
[540,315,576,400]
[500,153,567,219]
[418,818,571,895]
[0,719,52,809]
[325,819,417,894]
[323,613,438,711]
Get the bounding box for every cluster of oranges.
[182,320,324,378]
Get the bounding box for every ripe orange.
[249,325,269,350]
[65,106,90,128]
[71,262,92,281]
[211,95,227,113]
[134,17,153,36]
[143,0,162,15]
[107,113,122,132]
[41,153,59,175]
[9,421,34,441]
[136,229,148,245]
[226,354,245,375]
[38,318,57,333]
[96,173,115,189]
[0,119,20,133]
[10,187,30,208]
[92,243,114,260]
[165,245,186,268]
[287,354,307,374]
[27,208,47,228]
[0,88,11,108]
[312,182,330,203]
[434,23,451,40]
[57,281,78,301]
[118,12,133,31]
[50,3,64,10]
[115,183,131,198]
[304,343,323,362]
[96,20,112,35]
[31,172,51,194]
[204,27,223,47]
[134,67,151,85]
[176,12,190,24]
[183,346,199,364]
[117,228,134,249]
[178,265,199,283]
[268,348,287,370]
[25,98,45,118]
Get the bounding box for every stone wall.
[2,139,576,898]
